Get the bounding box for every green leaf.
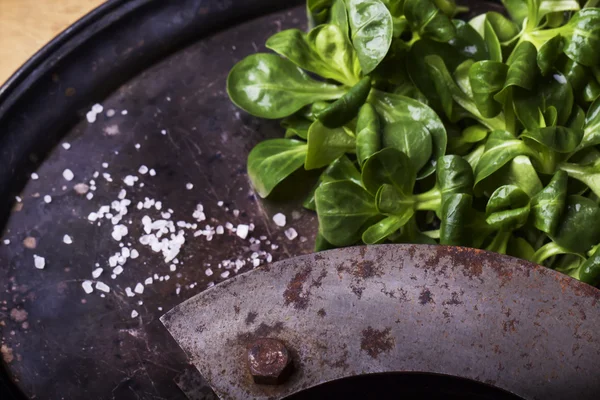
[331,0,350,33]
[372,90,448,178]
[485,185,530,230]
[282,115,311,139]
[346,0,393,74]
[520,126,584,153]
[248,139,308,198]
[448,124,489,154]
[424,55,506,131]
[361,147,415,195]
[477,155,543,198]
[356,103,382,166]
[382,121,433,173]
[560,159,600,198]
[303,155,361,210]
[470,15,503,62]
[390,216,438,245]
[507,237,536,261]
[266,26,360,86]
[376,184,416,215]
[578,245,600,286]
[404,0,457,42]
[486,12,520,42]
[524,9,600,67]
[537,35,565,76]
[578,97,600,149]
[501,0,529,26]
[227,54,345,119]
[315,180,380,246]
[315,231,337,251]
[449,20,490,61]
[318,76,372,128]
[437,155,475,199]
[362,213,413,244]
[469,61,508,118]
[308,0,334,28]
[530,170,568,236]
[504,41,538,91]
[550,195,600,253]
[440,193,473,246]
[306,121,356,170]
[474,130,535,186]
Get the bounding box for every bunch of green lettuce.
[227,0,600,287]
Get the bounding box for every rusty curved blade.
[161,245,600,400]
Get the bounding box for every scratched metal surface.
[0,6,316,400]
[162,245,600,400]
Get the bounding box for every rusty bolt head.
[247,338,293,385]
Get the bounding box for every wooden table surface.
[0,0,104,85]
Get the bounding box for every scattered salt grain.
[134,283,144,294]
[111,225,128,241]
[31,173,39,180]
[63,169,74,181]
[138,165,148,174]
[106,109,116,117]
[123,175,138,186]
[284,228,298,240]
[86,193,94,200]
[74,183,89,194]
[135,143,141,149]
[131,310,139,318]
[82,281,94,294]
[186,183,193,190]
[3,239,10,245]
[125,287,135,297]
[121,110,128,115]
[236,224,249,239]
[92,268,103,278]
[161,129,167,135]
[217,201,224,207]
[15,196,22,202]
[44,195,52,204]
[130,249,139,259]
[233,209,240,217]
[170,264,176,272]
[149,169,156,176]
[272,213,286,227]
[144,277,153,285]
[63,235,72,244]
[216,225,224,235]
[86,111,97,123]
[113,266,123,275]
[96,282,110,293]
[92,103,103,113]
[62,143,71,150]
[33,255,45,269]
[221,271,230,278]
[102,162,108,168]
[118,189,127,200]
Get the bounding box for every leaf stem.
[531,241,572,265]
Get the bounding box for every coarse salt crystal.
[131,310,139,318]
[121,110,128,115]
[186,183,193,190]
[205,268,213,276]
[123,175,138,186]
[62,143,71,150]
[135,143,141,149]
[216,225,224,235]
[86,111,97,123]
[130,249,139,259]
[253,259,260,267]
[82,281,94,294]
[221,271,230,278]
[273,213,286,227]
[111,224,128,241]
[170,264,176,272]
[118,189,127,200]
[149,169,156,176]
[92,268,103,278]
[125,287,135,297]
[31,172,39,180]
[217,201,224,207]
[233,209,240,217]
[236,224,249,239]
[144,277,153,285]
[63,169,74,181]
[161,129,167,135]
[92,103,103,113]
[96,282,110,293]
[63,235,72,244]
[106,109,115,117]
[3,239,10,245]
[134,283,144,294]
[138,165,149,174]
[34,255,45,269]
[44,195,52,203]
[74,183,89,194]
[102,173,112,182]
[102,162,108,168]
[86,193,94,200]
[113,266,123,275]
[284,228,298,240]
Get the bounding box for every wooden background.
[0,0,104,85]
